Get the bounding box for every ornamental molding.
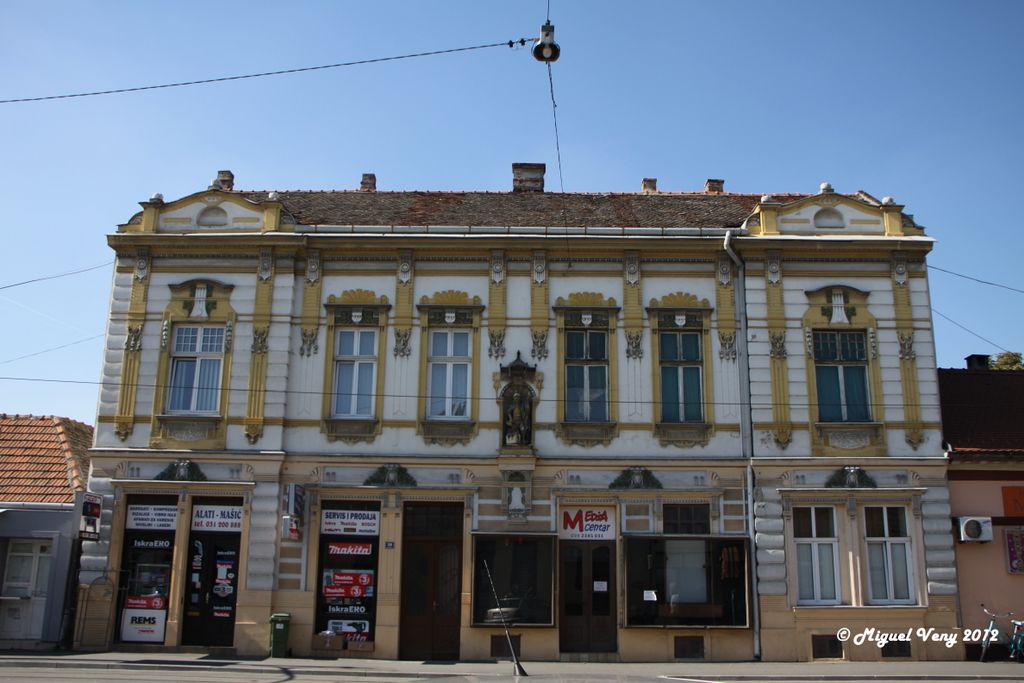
[610,467,663,490]
[769,331,787,359]
[327,290,390,307]
[155,459,208,482]
[898,331,916,360]
[718,331,737,361]
[397,250,413,285]
[532,251,547,284]
[555,292,617,308]
[419,290,481,307]
[625,330,643,359]
[531,329,549,360]
[624,252,640,286]
[717,257,733,287]
[125,324,143,352]
[364,464,417,487]
[393,328,412,357]
[134,249,150,281]
[766,252,781,285]
[299,328,319,357]
[488,328,506,359]
[257,248,273,281]
[892,253,908,286]
[305,250,321,284]
[251,326,269,354]
[490,250,505,285]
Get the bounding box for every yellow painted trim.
[163,217,193,224]
[232,217,260,224]
[849,219,882,225]
[780,218,811,225]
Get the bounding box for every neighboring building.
[0,414,92,647]
[940,356,1024,659]
[78,167,959,661]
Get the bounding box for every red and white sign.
[124,595,166,610]
[323,569,375,597]
[321,510,379,536]
[126,505,178,531]
[120,608,167,643]
[191,505,243,532]
[558,506,615,540]
[328,542,373,556]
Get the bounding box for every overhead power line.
[928,264,1024,296]
[0,39,531,105]
[0,261,112,291]
[932,308,1009,353]
[0,334,105,365]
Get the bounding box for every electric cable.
[0,40,531,104]
[0,334,105,365]
[931,308,1009,353]
[0,261,112,290]
[928,265,1024,296]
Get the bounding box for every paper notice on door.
[643,590,658,601]
[593,581,608,593]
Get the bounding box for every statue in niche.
[504,390,532,447]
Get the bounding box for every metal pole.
[482,560,527,676]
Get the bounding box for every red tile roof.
[0,415,93,504]
[938,369,1024,458]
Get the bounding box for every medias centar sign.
[558,506,615,540]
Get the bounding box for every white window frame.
[427,329,470,420]
[864,506,914,605]
[565,328,609,422]
[332,328,377,418]
[167,325,224,414]
[793,506,840,605]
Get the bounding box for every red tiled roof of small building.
[938,369,1024,458]
[0,415,93,504]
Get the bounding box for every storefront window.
[472,535,553,625]
[119,494,178,643]
[316,501,381,641]
[625,537,748,626]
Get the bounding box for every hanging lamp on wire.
[532,21,560,62]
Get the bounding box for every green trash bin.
[270,613,291,657]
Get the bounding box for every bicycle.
[980,604,1024,662]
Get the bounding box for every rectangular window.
[168,325,224,413]
[472,536,553,625]
[659,331,703,422]
[427,330,470,419]
[625,537,748,626]
[864,506,913,604]
[333,329,376,417]
[664,504,711,534]
[813,330,869,422]
[565,329,608,422]
[793,506,839,604]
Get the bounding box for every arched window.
[197,206,228,227]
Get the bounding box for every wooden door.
[559,540,616,653]
[399,503,463,660]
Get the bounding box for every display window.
[472,535,554,625]
[316,500,381,641]
[625,536,749,627]
[119,494,178,643]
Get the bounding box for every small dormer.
[751,183,917,237]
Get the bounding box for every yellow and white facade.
[77,169,959,662]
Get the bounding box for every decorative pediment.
[153,192,269,232]
[824,466,878,489]
[647,292,712,310]
[329,290,390,306]
[419,290,481,307]
[364,464,418,487]
[154,459,208,482]
[803,285,871,326]
[610,467,663,490]
[167,279,236,319]
[555,292,617,308]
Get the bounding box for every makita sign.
[558,506,615,540]
[328,542,373,556]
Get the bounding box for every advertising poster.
[322,569,375,598]
[558,506,616,540]
[79,492,102,541]
[120,608,167,642]
[1007,529,1024,575]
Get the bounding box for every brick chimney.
[965,354,990,370]
[360,173,377,192]
[512,163,546,192]
[216,170,234,191]
[641,178,658,193]
[704,178,724,193]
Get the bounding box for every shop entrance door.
[0,540,51,640]
[559,540,616,653]
[181,531,241,646]
[399,503,462,660]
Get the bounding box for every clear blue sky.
[1,1,1021,424]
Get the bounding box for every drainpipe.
[725,230,761,659]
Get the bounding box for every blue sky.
[1,1,1021,424]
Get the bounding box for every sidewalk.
[0,651,1022,681]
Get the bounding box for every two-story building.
[77,166,959,662]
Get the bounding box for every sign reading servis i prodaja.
[558,506,615,540]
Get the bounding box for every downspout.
[725,229,760,659]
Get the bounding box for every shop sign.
[1007,530,1024,575]
[132,538,171,549]
[326,619,370,640]
[191,505,243,532]
[79,492,102,541]
[327,542,373,557]
[558,506,615,540]
[120,608,167,643]
[124,595,166,610]
[126,505,178,531]
[321,509,380,536]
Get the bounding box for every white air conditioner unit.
[957,516,993,543]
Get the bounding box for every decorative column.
[892,253,924,448]
[244,248,274,444]
[530,250,549,360]
[298,249,323,357]
[622,251,643,417]
[488,250,507,359]
[114,249,150,440]
[765,251,792,448]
